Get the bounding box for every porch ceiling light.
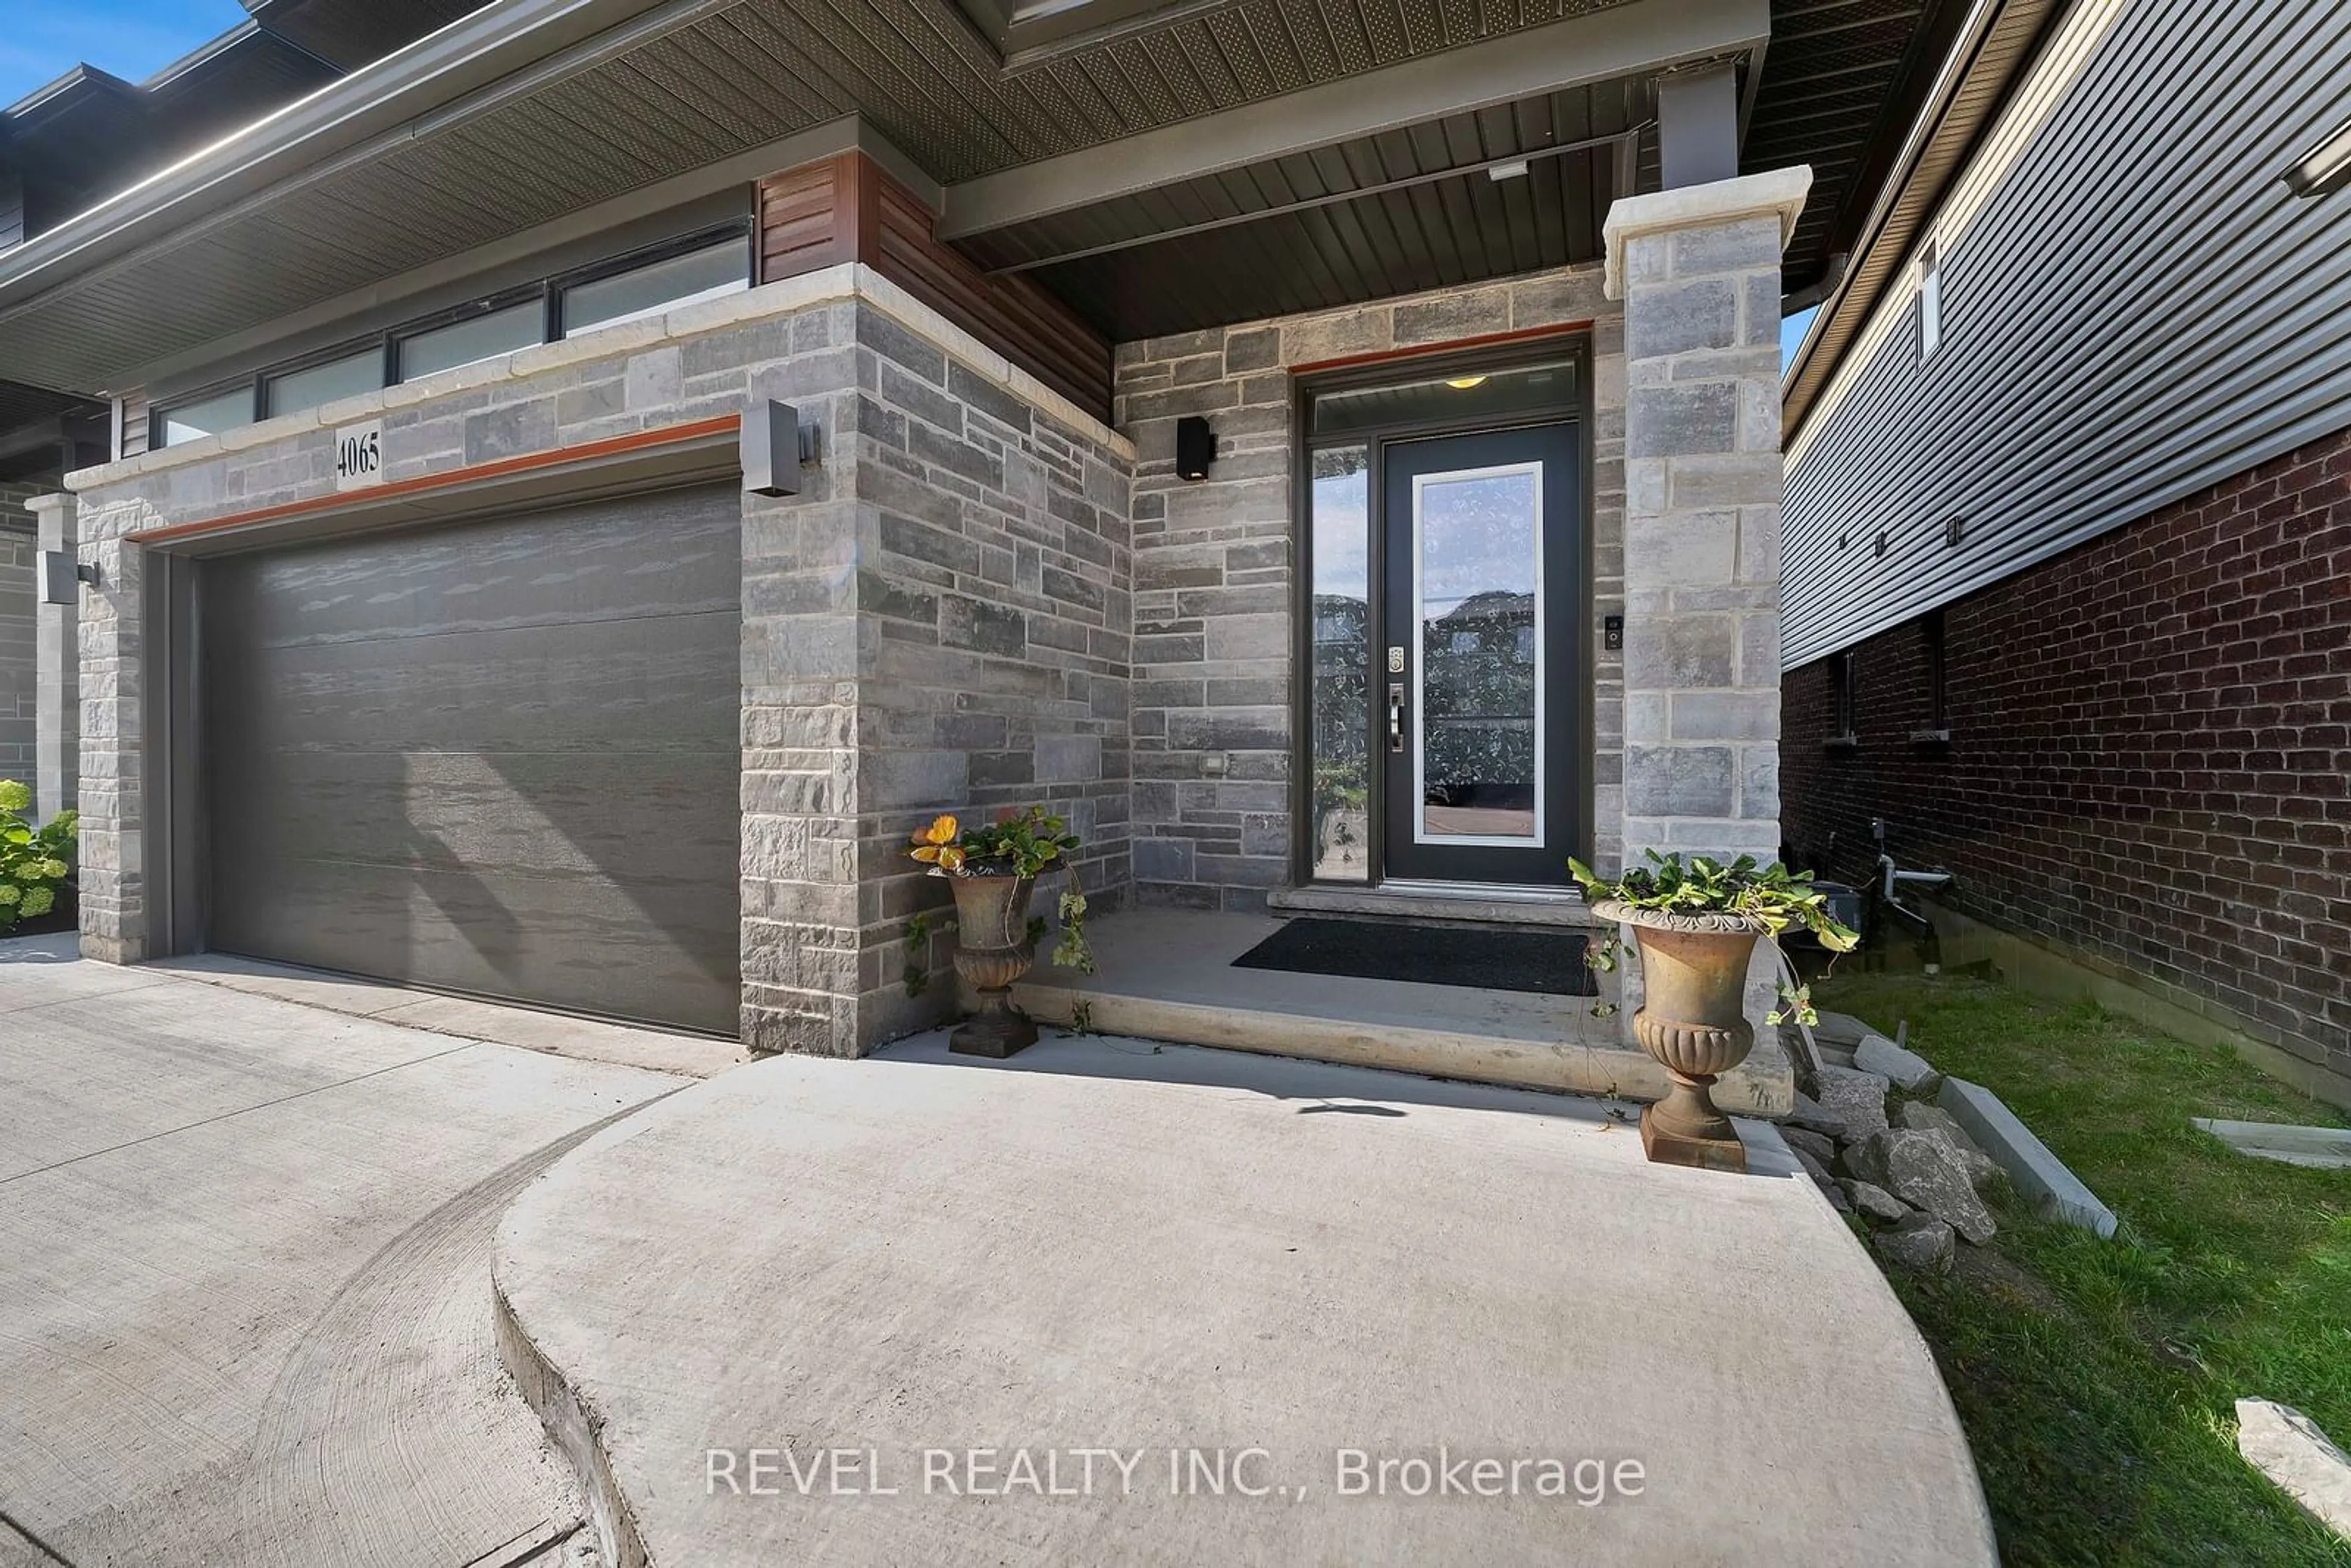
[1445,376,1489,390]
[1488,160,1531,182]
[2282,113,2351,198]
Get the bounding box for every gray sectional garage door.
[201,482,742,1035]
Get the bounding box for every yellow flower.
[909,815,964,872]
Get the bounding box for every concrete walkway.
[0,934,689,1567]
[497,1031,1995,1566]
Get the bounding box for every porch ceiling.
[964,80,1652,339]
[0,0,1960,397]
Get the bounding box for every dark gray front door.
[1380,422,1583,885]
[201,482,743,1035]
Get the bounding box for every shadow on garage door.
[197,480,743,1036]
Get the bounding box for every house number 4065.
[334,419,384,491]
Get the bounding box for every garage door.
[201,482,742,1035]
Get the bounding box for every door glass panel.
[1309,446,1371,880]
[1414,463,1541,844]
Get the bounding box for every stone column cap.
[21,492,72,517]
[1603,165,1813,299]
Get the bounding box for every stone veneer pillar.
[1605,167,1810,1040]
[1606,167,1810,868]
[29,493,77,822]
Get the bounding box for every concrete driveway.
[0,934,688,1567]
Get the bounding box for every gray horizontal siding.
[1782,0,2351,670]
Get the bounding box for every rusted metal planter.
[943,868,1038,1058]
[1592,901,1762,1174]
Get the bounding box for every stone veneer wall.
[66,266,1132,1057]
[847,307,1133,1047]
[1112,266,1626,912]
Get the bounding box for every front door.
[1379,423,1582,885]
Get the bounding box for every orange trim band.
[1289,320,1594,377]
[128,414,742,546]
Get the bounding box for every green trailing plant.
[908,805,1096,975]
[0,781,73,931]
[1569,850,1858,1026]
[902,910,944,997]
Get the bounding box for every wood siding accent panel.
[757,155,855,281]
[757,151,1112,421]
[119,389,150,459]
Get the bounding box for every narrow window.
[1832,651,1858,741]
[1919,610,1950,740]
[398,298,546,382]
[266,347,383,419]
[154,384,258,448]
[1917,237,1943,362]
[561,234,751,338]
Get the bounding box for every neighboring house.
[0,2,477,819]
[0,0,1965,1054]
[1780,0,2351,1105]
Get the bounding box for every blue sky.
[1,1,246,105]
[1782,304,1818,371]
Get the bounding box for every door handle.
[1388,681,1406,753]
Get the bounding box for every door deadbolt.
[1386,645,1406,673]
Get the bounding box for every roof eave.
[0,0,685,317]
[1780,0,2066,445]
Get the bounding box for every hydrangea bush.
[0,781,76,929]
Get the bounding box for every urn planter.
[943,867,1038,1058]
[1592,901,1763,1173]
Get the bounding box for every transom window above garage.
[150,227,751,450]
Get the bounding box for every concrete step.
[1268,880,1606,929]
[1009,909,1793,1116]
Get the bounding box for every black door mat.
[1232,918,1595,997]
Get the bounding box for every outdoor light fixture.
[1174,415,1215,481]
[39,551,97,604]
[2282,114,2351,198]
[1445,376,1489,390]
[741,399,819,497]
[1488,159,1531,182]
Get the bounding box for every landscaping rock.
[1820,1177,1854,1215]
[1856,1033,1943,1095]
[1840,1179,1910,1223]
[2236,1398,2351,1541]
[1809,1011,1874,1048]
[1873,1212,1955,1274]
[1782,1126,1838,1168]
[1847,1130,1997,1245]
[1898,1101,2002,1190]
[1788,1064,1891,1144]
[1794,1146,1835,1187]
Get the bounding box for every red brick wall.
[1782,422,2351,1086]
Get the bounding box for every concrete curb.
[1937,1078,2118,1238]
[1013,982,1795,1116]
[491,1261,651,1568]
[2192,1118,2351,1170]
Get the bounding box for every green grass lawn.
[1810,973,2351,1566]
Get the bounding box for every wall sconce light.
[1175,415,1215,482]
[741,399,820,497]
[39,551,97,604]
[2282,114,2351,199]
